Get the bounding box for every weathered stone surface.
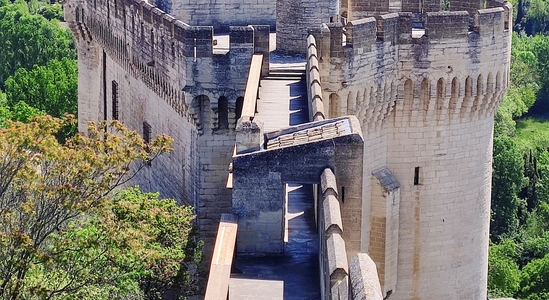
[323,194,343,235]
[321,168,338,196]
[372,167,400,192]
[327,234,348,280]
[349,254,383,300]
[235,117,264,153]
[66,0,512,297]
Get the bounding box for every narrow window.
[112,80,119,120]
[218,97,229,129]
[102,51,107,121]
[414,167,420,185]
[235,97,244,127]
[143,121,152,144]
[341,186,345,203]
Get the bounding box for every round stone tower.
[313,0,512,299]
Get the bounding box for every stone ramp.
[255,69,307,133]
[230,69,320,299]
[230,184,320,300]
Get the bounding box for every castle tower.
[313,0,512,298]
[276,0,339,54]
[64,0,512,297]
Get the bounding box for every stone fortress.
[63,0,512,298]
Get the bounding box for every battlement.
[66,0,270,127]
[72,0,261,61]
[311,1,512,130]
[349,0,505,18]
[343,3,510,49]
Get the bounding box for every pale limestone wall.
[276,0,339,54]
[64,0,266,261]
[314,3,511,299]
[370,168,400,296]
[349,254,384,300]
[104,54,199,203]
[387,116,493,300]
[170,0,276,30]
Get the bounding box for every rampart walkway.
[229,61,320,299]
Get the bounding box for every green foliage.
[4,58,77,118]
[37,4,64,21]
[514,0,549,35]
[37,187,202,299]
[492,136,527,240]
[488,239,521,298]
[515,119,549,152]
[0,115,183,299]
[517,231,549,268]
[0,1,75,88]
[518,254,549,299]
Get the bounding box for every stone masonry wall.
[170,0,276,31]
[276,0,339,54]
[314,2,511,299]
[64,0,267,260]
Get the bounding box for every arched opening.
[329,93,340,118]
[465,76,472,98]
[487,73,494,94]
[436,78,445,109]
[477,74,484,96]
[451,77,459,99]
[404,79,413,103]
[347,91,356,114]
[460,76,473,115]
[235,96,244,127]
[450,77,459,110]
[192,95,210,133]
[421,78,430,111]
[218,96,229,130]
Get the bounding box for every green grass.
[515,118,549,152]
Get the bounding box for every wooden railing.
[204,214,238,300]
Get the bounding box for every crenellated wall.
[67,0,513,297]
[311,1,511,299]
[64,0,271,260]
[169,0,276,31]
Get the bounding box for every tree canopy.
[0,0,75,89]
[0,115,201,299]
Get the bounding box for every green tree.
[0,115,183,299]
[518,253,549,299]
[4,58,77,118]
[34,187,202,299]
[492,136,527,240]
[0,1,75,88]
[488,239,521,298]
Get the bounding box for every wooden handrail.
[241,53,263,118]
[204,214,238,300]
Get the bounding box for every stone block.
[349,254,383,300]
[327,234,348,281]
[321,168,338,197]
[323,194,343,235]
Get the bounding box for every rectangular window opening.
[143,121,152,144]
[414,167,420,186]
[112,80,119,120]
[143,122,152,165]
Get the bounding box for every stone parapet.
[349,254,383,300]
